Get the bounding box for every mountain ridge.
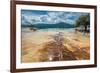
[22,22,75,29]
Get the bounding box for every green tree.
[75,14,90,32]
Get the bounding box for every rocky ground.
[21,28,90,63]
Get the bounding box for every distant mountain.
[22,22,75,29]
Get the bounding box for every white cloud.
[21,11,87,25]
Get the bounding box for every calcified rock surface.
[21,28,90,63]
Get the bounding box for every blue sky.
[21,9,89,25]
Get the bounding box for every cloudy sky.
[21,10,89,25]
